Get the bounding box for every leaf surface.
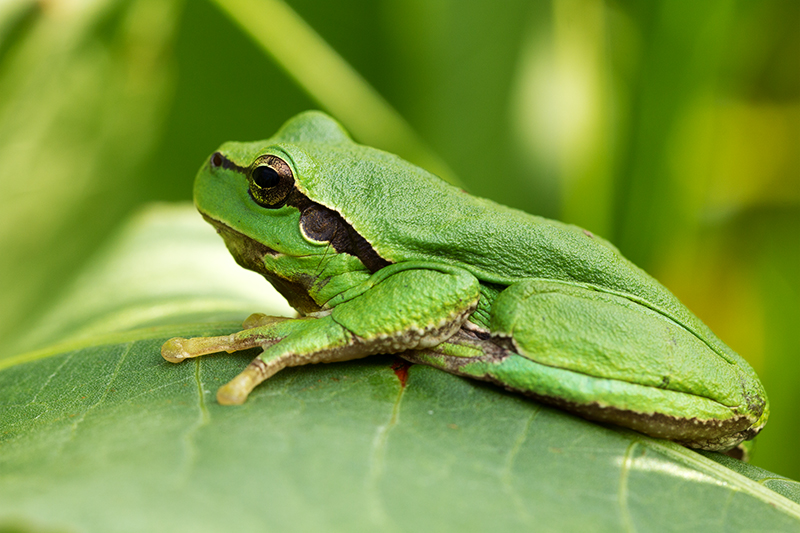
[1,204,798,533]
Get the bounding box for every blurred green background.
[0,0,797,480]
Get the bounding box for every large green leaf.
[1,204,799,532]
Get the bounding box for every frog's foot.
[217,356,284,405]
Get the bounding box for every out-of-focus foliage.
[0,0,797,488]
[0,0,182,352]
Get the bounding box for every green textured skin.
[185,111,768,451]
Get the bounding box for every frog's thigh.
[487,279,757,448]
[331,266,480,350]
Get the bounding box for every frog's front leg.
[162,315,296,363]
[162,264,480,405]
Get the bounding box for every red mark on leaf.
[390,358,413,388]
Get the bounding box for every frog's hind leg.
[405,278,765,451]
[404,329,752,451]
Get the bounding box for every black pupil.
[253,166,280,188]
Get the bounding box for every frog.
[162,110,768,452]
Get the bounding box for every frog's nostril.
[211,152,223,168]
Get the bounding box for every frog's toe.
[242,313,269,329]
[216,382,248,405]
[161,337,190,363]
[216,357,273,405]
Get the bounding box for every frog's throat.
[200,212,322,315]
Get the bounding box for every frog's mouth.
[200,212,280,261]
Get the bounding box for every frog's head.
[194,111,392,313]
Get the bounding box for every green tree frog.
[162,111,768,452]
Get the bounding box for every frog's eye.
[253,166,279,188]
[248,156,294,208]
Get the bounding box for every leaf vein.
[177,358,212,485]
[618,441,637,533]
[364,373,406,531]
[27,351,76,405]
[66,342,131,443]
[502,407,540,524]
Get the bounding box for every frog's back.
[276,112,654,301]
[300,140,650,294]
[274,112,730,358]
[288,135,742,363]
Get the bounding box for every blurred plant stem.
[210,0,459,186]
[511,0,614,237]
